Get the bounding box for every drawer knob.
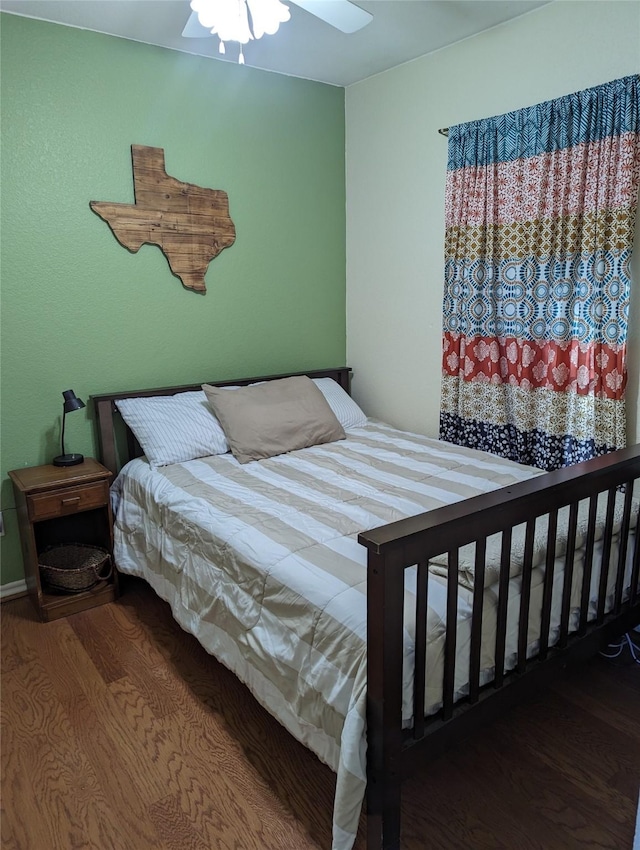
[61,496,81,506]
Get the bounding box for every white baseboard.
[0,579,27,600]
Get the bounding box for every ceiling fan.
[182,0,373,42]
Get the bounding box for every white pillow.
[312,378,367,430]
[116,391,228,467]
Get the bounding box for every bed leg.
[366,549,405,850]
[367,773,401,850]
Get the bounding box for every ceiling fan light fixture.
[247,0,291,39]
[190,0,290,61]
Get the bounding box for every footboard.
[359,444,640,850]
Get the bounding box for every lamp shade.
[63,390,85,414]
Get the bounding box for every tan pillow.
[202,375,346,464]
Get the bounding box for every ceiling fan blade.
[289,0,372,33]
[182,10,213,38]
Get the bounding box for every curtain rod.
[438,127,449,137]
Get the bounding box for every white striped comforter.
[111,421,628,850]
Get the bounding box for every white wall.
[346,0,640,446]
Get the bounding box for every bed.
[92,366,640,850]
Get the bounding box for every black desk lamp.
[53,390,86,467]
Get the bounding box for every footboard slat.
[631,504,640,604]
[538,509,558,660]
[579,496,599,635]
[493,529,512,689]
[614,484,634,613]
[517,520,536,673]
[559,501,579,648]
[412,561,429,740]
[442,550,459,721]
[469,540,486,705]
[596,488,617,622]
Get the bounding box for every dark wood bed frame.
[93,366,640,850]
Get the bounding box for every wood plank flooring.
[2,576,639,850]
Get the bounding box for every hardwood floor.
[2,576,638,850]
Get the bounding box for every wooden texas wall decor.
[90,145,236,293]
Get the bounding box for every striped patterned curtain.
[440,75,640,470]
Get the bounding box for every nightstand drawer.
[27,481,109,521]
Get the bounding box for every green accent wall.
[0,14,346,585]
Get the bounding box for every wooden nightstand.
[9,459,119,622]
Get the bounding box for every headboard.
[92,366,352,477]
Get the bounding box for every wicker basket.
[39,544,113,594]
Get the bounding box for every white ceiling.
[0,0,551,87]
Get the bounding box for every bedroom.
[1,1,640,848]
